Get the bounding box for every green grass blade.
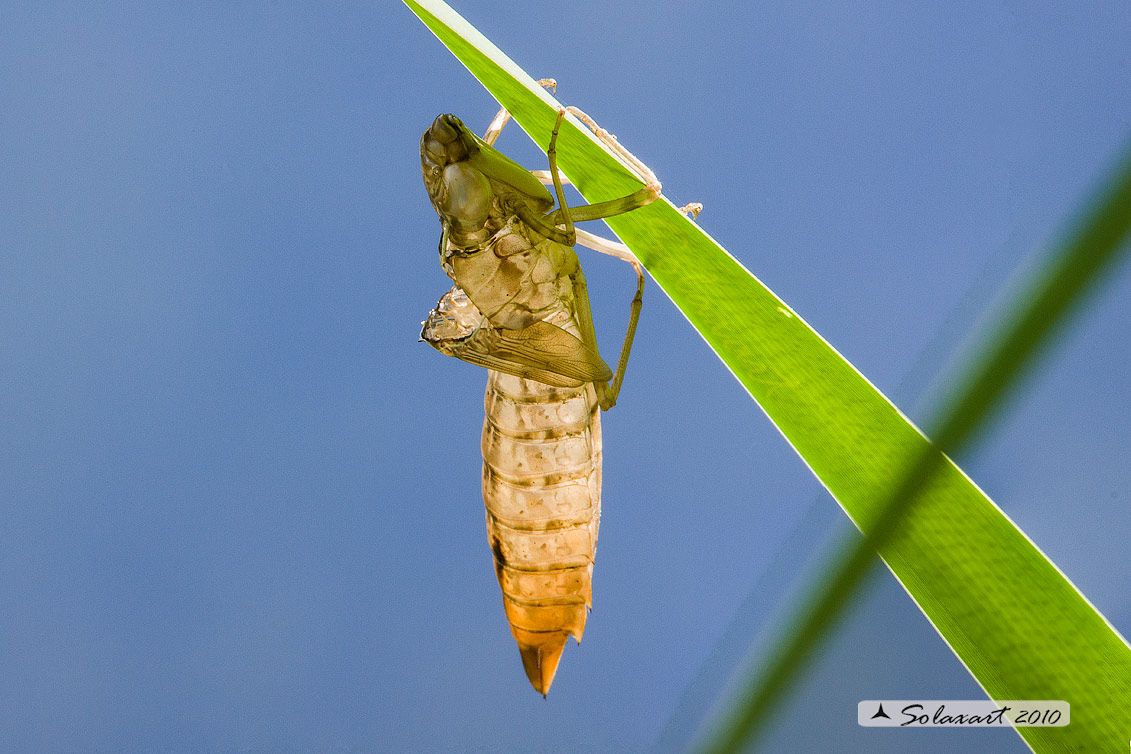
[690,152,1131,754]
[403,1,1131,751]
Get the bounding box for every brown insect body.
[420,109,654,694]
[421,220,605,694]
[482,357,602,693]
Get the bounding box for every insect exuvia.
[419,85,661,694]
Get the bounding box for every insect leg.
[607,268,645,408]
[539,110,650,274]
[483,79,558,146]
[544,107,652,410]
[506,108,582,247]
[550,106,707,225]
[574,229,642,273]
[568,231,647,382]
[530,173,705,218]
[548,183,661,226]
[529,168,570,186]
[680,202,704,220]
[546,108,575,244]
[567,106,705,221]
[569,263,642,412]
[543,106,661,227]
[482,109,510,148]
[565,106,657,188]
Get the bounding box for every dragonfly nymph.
[420,94,661,694]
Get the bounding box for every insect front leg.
[483,79,558,146]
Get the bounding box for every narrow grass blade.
[692,152,1131,754]
[403,2,1131,751]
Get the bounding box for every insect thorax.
[444,219,577,332]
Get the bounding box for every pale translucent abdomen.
[481,368,601,695]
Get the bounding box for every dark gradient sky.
[2,2,1129,753]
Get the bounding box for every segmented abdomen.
[481,368,601,695]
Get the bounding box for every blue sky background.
[2,2,1129,752]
